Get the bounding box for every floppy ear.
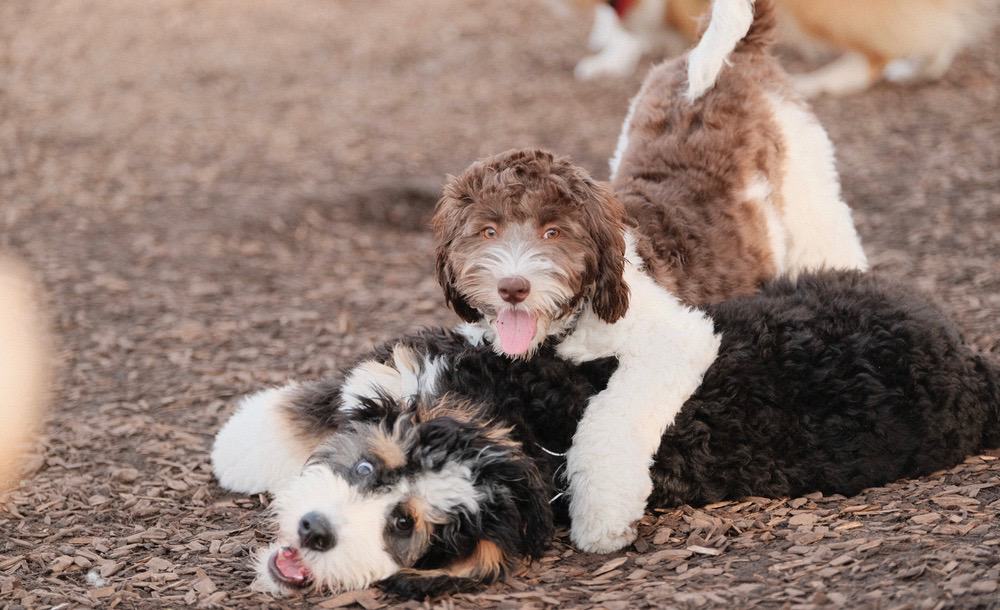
[585,187,629,323]
[486,448,556,559]
[435,242,483,323]
[461,421,555,565]
[378,539,507,599]
[432,193,484,323]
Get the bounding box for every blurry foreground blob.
[0,258,49,491]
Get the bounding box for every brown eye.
[482,227,498,239]
[392,514,414,534]
[542,227,560,239]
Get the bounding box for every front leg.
[558,270,720,552]
[574,7,644,80]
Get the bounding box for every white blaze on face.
[461,223,575,357]
[263,455,485,594]
[270,466,401,592]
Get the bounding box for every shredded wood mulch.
[1,1,998,608]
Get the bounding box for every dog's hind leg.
[212,384,322,495]
[765,92,868,274]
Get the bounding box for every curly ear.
[476,444,555,561]
[435,241,483,323]
[508,459,557,559]
[586,187,629,323]
[432,191,483,323]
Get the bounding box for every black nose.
[498,276,531,304]
[298,511,336,552]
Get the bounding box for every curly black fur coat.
[362,271,1000,514]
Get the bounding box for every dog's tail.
[685,0,776,101]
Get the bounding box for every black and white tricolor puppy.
[212,271,1000,598]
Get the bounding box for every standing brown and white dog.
[575,0,993,97]
[432,0,866,553]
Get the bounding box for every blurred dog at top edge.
[570,0,995,97]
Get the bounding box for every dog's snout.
[298,511,336,552]
[498,276,531,304]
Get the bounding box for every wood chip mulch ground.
[1,1,998,608]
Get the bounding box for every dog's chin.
[253,545,314,597]
[254,543,389,597]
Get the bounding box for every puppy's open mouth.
[268,547,313,589]
[495,309,538,355]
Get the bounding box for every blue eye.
[353,460,374,477]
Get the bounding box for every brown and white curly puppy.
[432,0,866,553]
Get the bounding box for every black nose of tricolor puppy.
[298,512,335,551]
[498,276,530,304]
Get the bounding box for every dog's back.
[610,0,867,306]
[649,271,1000,506]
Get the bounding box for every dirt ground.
[1,1,999,608]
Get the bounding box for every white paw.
[565,444,649,554]
[570,513,638,554]
[574,53,634,80]
[883,58,922,83]
[574,33,643,81]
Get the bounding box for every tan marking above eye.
[368,427,407,470]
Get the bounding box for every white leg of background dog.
[557,235,720,552]
[575,5,645,80]
[765,93,869,273]
[917,46,961,80]
[791,52,877,99]
[586,2,620,51]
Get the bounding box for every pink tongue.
[496,310,538,355]
[275,547,310,582]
